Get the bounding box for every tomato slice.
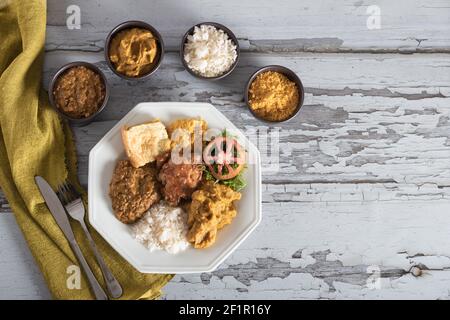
[203,136,245,180]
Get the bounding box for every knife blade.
[35,176,76,241]
[35,176,108,300]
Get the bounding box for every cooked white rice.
[131,202,190,254]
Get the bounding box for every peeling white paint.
[44,0,450,52]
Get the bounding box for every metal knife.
[35,176,108,300]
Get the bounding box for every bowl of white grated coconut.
[181,22,240,80]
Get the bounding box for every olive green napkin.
[0,0,172,299]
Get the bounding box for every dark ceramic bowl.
[244,65,305,123]
[180,22,240,80]
[48,61,110,126]
[104,20,164,80]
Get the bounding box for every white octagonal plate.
[88,102,261,273]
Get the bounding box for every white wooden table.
[1,0,450,299]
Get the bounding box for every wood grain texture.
[42,52,450,187]
[3,185,450,299]
[163,200,450,299]
[46,0,450,53]
[0,214,51,300]
[1,0,450,299]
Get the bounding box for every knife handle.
[69,240,108,300]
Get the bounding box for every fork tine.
[58,182,71,204]
[67,181,81,198]
[56,180,81,205]
[63,184,71,203]
[56,184,66,204]
[63,182,74,202]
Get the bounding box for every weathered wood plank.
[3,193,450,299]
[4,173,450,299]
[163,270,450,299]
[3,181,450,208]
[0,214,51,299]
[46,0,450,53]
[161,198,450,299]
[0,191,10,213]
[41,52,450,187]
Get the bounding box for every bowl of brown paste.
[48,61,109,126]
[105,21,164,80]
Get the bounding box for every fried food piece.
[109,160,160,224]
[187,181,241,249]
[167,118,207,149]
[121,120,171,168]
[158,160,202,206]
[155,151,170,169]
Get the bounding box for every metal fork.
[57,181,123,298]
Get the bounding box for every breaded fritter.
[187,181,241,248]
[109,160,160,224]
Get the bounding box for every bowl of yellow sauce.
[105,20,164,80]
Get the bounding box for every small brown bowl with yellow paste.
[244,65,304,123]
[105,21,164,80]
[48,61,109,126]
